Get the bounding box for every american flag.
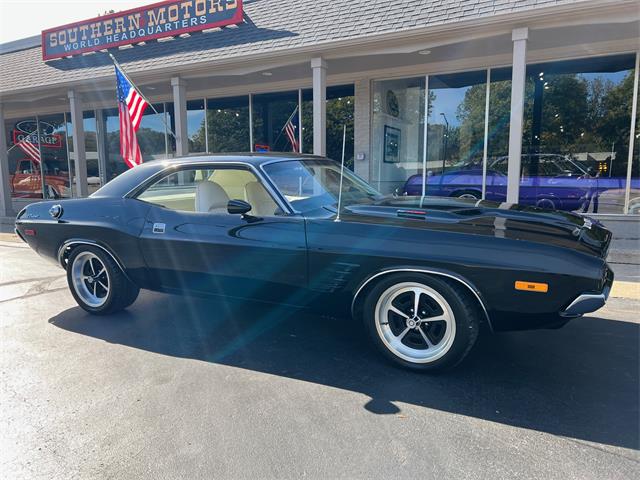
[115,65,147,169]
[16,136,41,164]
[284,106,300,153]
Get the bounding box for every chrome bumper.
[560,294,606,317]
[560,282,611,317]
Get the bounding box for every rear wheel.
[67,246,139,315]
[362,274,480,371]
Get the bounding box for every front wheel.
[362,274,480,371]
[67,246,139,315]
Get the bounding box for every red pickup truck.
[10,158,70,199]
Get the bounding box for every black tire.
[362,273,480,372]
[452,190,481,200]
[66,245,139,315]
[536,198,557,210]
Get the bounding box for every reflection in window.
[252,91,298,152]
[102,103,172,183]
[40,113,73,199]
[187,99,206,153]
[207,96,250,152]
[67,110,101,194]
[301,85,355,168]
[629,94,640,214]
[371,77,426,194]
[426,71,487,199]
[521,54,636,213]
[4,115,71,199]
[138,103,170,161]
[484,68,513,202]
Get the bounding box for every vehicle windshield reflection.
[263,160,383,212]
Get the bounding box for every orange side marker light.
[515,281,548,293]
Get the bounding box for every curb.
[610,281,640,300]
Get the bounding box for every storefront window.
[483,68,513,202]
[102,103,172,183]
[371,77,426,194]
[4,115,71,199]
[83,111,101,194]
[630,95,640,214]
[187,99,206,153]
[138,103,170,161]
[252,91,298,152]
[39,113,72,199]
[66,110,100,195]
[207,95,250,152]
[425,71,487,199]
[302,85,355,167]
[103,108,125,183]
[520,54,636,213]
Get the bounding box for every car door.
[135,164,308,306]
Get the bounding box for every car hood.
[342,196,612,259]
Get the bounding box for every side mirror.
[227,199,252,216]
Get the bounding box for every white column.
[507,27,528,204]
[171,77,188,157]
[0,104,13,217]
[311,57,327,156]
[68,90,89,197]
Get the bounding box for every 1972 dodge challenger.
[15,154,614,371]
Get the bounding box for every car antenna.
[335,124,347,222]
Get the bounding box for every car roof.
[90,153,334,199]
[166,152,330,167]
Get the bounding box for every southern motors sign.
[42,0,243,60]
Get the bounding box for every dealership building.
[0,0,639,222]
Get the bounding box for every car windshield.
[263,159,383,212]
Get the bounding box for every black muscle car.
[15,154,614,371]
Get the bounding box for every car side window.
[136,166,280,216]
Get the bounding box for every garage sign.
[42,0,244,60]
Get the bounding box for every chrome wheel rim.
[458,193,478,200]
[374,282,456,364]
[71,252,110,308]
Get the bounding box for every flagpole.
[108,52,177,140]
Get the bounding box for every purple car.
[403,154,637,212]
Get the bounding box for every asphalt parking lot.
[1,237,639,479]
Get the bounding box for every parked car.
[403,154,639,212]
[15,154,614,371]
[10,158,70,199]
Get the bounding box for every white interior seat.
[244,181,278,216]
[195,181,229,213]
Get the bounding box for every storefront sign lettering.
[13,120,63,148]
[13,131,63,149]
[42,0,243,60]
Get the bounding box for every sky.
[0,0,151,44]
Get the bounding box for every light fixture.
[417,49,431,55]
[146,86,157,91]
[261,71,273,76]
